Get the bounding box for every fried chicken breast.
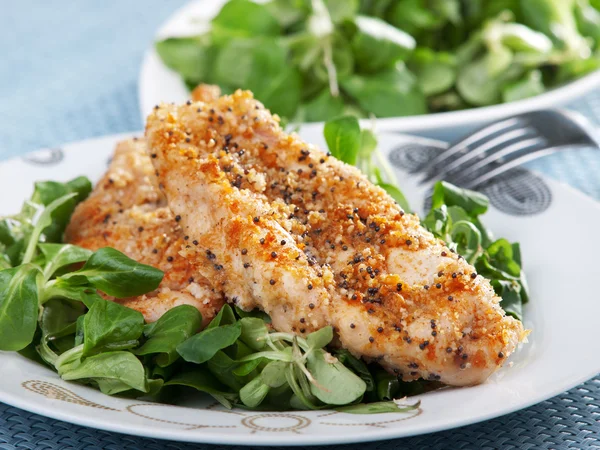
[64,138,224,325]
[145,88,526,386]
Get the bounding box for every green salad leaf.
[0,264,42,351]
[212,0,280,37]
[165,367,238,409]
[341,65,427,117]
[336,399,421,414]
[306,326,333,350]
[135,305,202,366]
[177,321,242,364]
[350,15,416,73]
[301,89,345,122]
[409,48,457,96]
[0,176,92,267]
[41,298,86,342]
[323,115,361,165]
[82,297,145,356]
[155,36,215,86]
[207,350,247,391]
[261,360,288,388]
[431,181,489,216]
[60,351,149,395]
[239,377,271,407]
[207,304,237,328]
[334,349,375,393]
[59,247,163,298]
[22,193,78,265]
[239,317,270,351]
[39,243,93,280]
[306,349,366,405]
[29,178,92,243]
[155,0,599,119]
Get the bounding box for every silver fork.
[418,109,599,190]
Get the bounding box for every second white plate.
[138,0,600,141]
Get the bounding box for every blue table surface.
[1,2,599,449]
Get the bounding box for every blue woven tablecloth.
[1,2,599,448]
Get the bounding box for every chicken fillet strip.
[145,89,526,386]
[65,138,224,325]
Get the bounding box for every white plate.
[1,129,600,446]
[138,0,600,140]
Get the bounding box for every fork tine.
[461,147,570,189]
[448,137,547,186]
[417,108,598,192]
[419,126,536,184]
[447,137,545,186]
[422,117,521,177]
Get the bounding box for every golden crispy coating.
[64,138,224,326]
[145,88,526,386]
[191,84,222,103]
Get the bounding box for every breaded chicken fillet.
[145,88,526,386]
[64,138,224,326]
